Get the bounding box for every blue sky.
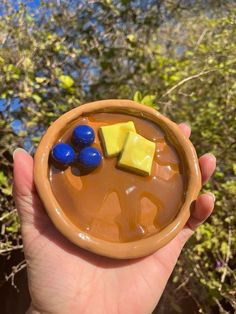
[0,0,41,16]
[11,0,41,10]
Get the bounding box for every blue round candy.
[51,143,75,165]
[78,147,102,168]
[73,125,95,146]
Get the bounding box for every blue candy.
[51,143,75,165]
[78,147,102,168]
[73,125,95,147]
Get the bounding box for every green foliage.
[0,1,235,312]
[59,75,75,89]
[133,91,157,108]
[0,171,11,195]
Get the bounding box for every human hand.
[13,123,216,314]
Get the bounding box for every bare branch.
[219,227,232,291]
[175,276,190,292]
[160,69,216,99]
[5,260,27,290]
[213,297,230,314]
[0,209,17,222]
[194,28,208,50]
[0,244,23,255]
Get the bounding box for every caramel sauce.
[49,113,185,243]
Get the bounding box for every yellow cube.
[100,121,136,157]
[118,132,156,176]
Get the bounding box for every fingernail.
[13,148,27,160]
[206,192,215,202]
[206,153,216,162]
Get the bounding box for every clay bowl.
[34,99,201,259]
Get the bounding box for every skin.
[13,123,216,314]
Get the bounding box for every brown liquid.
[49,113,185,243]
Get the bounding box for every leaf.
[0,171,11,195]
[133,91,142,103]
[25,14,33,23]
[0,171,8,187]
[220,242,228,255]
[32,94,42,103]
[141,95,156,107]
[222,180,236,195]
[23,57,33,69]
[59,75,74,89]
[1,186,12,196]
[172,275,179,283]
[233,163,236,175]
[127,34,136,43]
[35,77,47,83]
[32,136,40,142]
[4,64,21,75]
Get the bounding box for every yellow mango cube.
[118,132,156,176]
[100,121,136,157]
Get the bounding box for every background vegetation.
[0,0,235,313]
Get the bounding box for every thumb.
[13,148,36,225]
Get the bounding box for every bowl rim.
[34,99,201,259]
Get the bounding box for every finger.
[199,153,216,185]
[13,148,36,224]
[13,148,35,197]
[152,193,214,276]
[178,125,216,185]
[187,193,215,230]
[174,192,215,250]
[178,123,191,138]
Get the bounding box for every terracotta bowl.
[34,99,201,259]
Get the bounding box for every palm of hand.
[14,124,215,314]
[23,191,183,314]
